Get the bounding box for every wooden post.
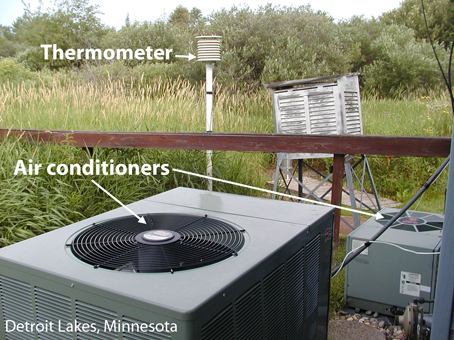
[331,154,345,250]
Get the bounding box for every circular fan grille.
[68,213,245,273]
[377,211,443,232]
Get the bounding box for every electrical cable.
[331,155,450,278]
[332,240,441,278]
[368,241,441,255]
[420,0,454,113]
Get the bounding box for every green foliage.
[207,5,355,90]
[1,1,451,96]
[0,58,37,83]
[360,24,446,97]
[0,25,22,57]
[380,0,454,48]
[11,0,109,70]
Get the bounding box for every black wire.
[420,0,454,113]
[331,155,450,277]
[448,35,454,113]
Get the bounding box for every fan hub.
[136,230,181,245]
[398,217,424,225]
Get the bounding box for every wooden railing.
[1,128,451,248]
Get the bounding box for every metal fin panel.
[236,283,263,340]
[304,236,321,340]
[263,264,287,339]
[0,276,35,340]
[277,91,307,134]
[75,301,117,340]
[200,234,323,340]
[201,305,234,340]
[35,288,72,340]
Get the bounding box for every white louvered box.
[266,73,363,159]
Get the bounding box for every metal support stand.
[272,154,381,230]
[206,63,213,191]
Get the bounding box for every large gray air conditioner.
[0,187,334,340]
[345,208,443,316]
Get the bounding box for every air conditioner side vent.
[263,264,287,339]
[235,282,263,340]
[286,244,307,339]
[201,234,322,340]
[201,304,234,340]
[304,236,321,340]
[75,301,117,340]
[35,288,72,340]
[0,276,35,340]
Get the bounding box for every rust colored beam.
[331,154,346,250]
[0,129,450,157]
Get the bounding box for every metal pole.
[206,63,213,191]
[432,151,454,338]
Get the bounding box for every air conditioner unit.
[0,187,334,340]
[345,208,443,316]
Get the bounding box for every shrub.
[360,25,447,97]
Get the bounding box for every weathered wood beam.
[0,129,450,157]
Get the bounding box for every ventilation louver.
[69,213,245,273]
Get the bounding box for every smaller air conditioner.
[0,187,334,340]
[345,208,443,315]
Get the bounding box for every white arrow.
[173,169,384,220]
[175,53,196,61]
[91,179,146,224]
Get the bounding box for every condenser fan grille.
[68,213,245,273]
[377,211,443,232]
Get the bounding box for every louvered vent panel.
[263,264,286,340]
[35,288,72,340]
[277,91,307,134]
[236,283,264,340]
[344,91,362,134]
[122,317,172,340]
[0,276,35,340]
[308,91,338,134]
[200,234,323,340]
[304,235,321,340]
[201,304,234,340]
[75,301,117,340]
[286,246,306,340]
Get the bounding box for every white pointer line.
[91,179,146,224]
[175,53,196,61]
[173,169,384,220]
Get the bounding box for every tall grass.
[361,93,452,212]
[0,78,273,133]
[0,77,452,247]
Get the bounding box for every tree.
[360,24,446,96]
[208,5,356,90]
[168,6,205,32]
[380,0,454,48]
[0,25,22,57]
[11,0,109,69]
